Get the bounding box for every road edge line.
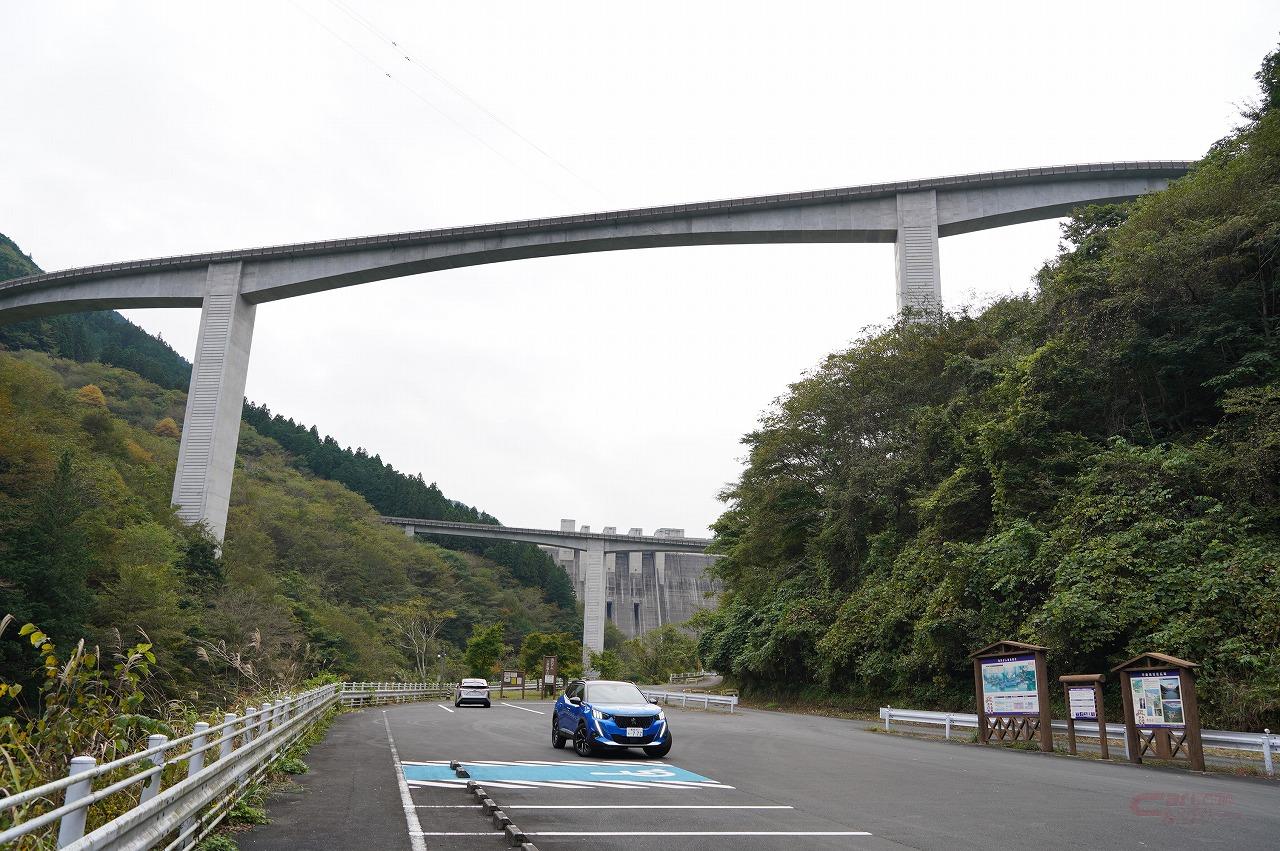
[382,710,428,851]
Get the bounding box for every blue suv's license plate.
[626,726,643,737]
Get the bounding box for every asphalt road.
[239,700,1278,850]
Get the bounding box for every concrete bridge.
[386,516,716,662]
[0,160,1189,546]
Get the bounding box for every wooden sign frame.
[1059,673,1107,759]
[1112,652,1204,771]
[971,640,1053,753]
[541,655,559,698]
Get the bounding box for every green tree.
[382,599,455,682]
[622,625,700,685]
[464,622,508,678]
[589,649,626,680]
[698,42,1280,728]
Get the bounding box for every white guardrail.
[879,706,1280,776]
[0,681,451,850]
[667,671,716,684]
[643,689,738,713]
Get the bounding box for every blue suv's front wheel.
[551,715,567,749]
[572,722,595,757]
[644,729,672,758]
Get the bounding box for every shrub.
[153,416,181,438]
[75,383,107,407]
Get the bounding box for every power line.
[284,0,580,206]
[325,0,607,202]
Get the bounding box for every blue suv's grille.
[610,715,657,727]
[611,734,652,744]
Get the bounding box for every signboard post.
[971,640,1053,753]
[1113,652,1204,771]
[541,656,558,699]
[1059,673,1107,758]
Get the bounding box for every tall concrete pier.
[171,262,256,539]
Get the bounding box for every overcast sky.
[3,2,1277,536]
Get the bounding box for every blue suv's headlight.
[591,708,608,720]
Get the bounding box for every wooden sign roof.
[969,639,1049,659]
[1111,651,1198,672]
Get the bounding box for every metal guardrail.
[0,682,452,849]
[340,682,452,705]
[878,706,1279,776]
[667,671,716,684]
[643,689,738,713]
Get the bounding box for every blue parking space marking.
[402,760,733,790]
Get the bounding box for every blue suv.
[552,680,672,758]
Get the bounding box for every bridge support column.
[172,262,256,543]
[581,538,606,668]
[895,190,941,314]
[654,552,666,629]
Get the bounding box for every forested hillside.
[700,47,1280,730]
[0,235,193,390]
[0,348,572,699]
[0,235,572,614]
[242,403,574,610]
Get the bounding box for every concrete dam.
[543,520,722,640]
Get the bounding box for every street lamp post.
[437,652,446,689]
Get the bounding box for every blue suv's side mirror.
[567,695,581,706]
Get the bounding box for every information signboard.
[502,671,523,686]
[1129,669,1185,728]
[980,653,1040,716]
[542,655,558,686]
[1068,686,1096,720]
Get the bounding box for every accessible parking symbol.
[402,759,733,789]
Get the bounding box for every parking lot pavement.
[242,699,1280,850]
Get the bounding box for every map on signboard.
[1068,686,1096,720]
[980,654,1039,716]
[1130,670,1184,728]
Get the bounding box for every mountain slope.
[0,236,572,613]
[0,347,571,700]
[700,45,1280,730]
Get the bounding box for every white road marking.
[531,832,873,837]
[436,704,454,713]
[506,805,795,810]
[501,702,545,714]
[381,712,427,851]
[415,804,484,808]
[414,832,872,838]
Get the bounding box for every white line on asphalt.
[530,832,873,837]
[436,704,454,713]
[505,805,795,810]
[501,702,545,714]
[413,832,872,838]
[415,805,484,808]
[382,712,427,851]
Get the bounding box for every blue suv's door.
[557,681,584,734]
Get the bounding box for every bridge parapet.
[386,516,714,554]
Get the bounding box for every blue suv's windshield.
[584,682,647,704]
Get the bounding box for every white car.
[454,678,491,708]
